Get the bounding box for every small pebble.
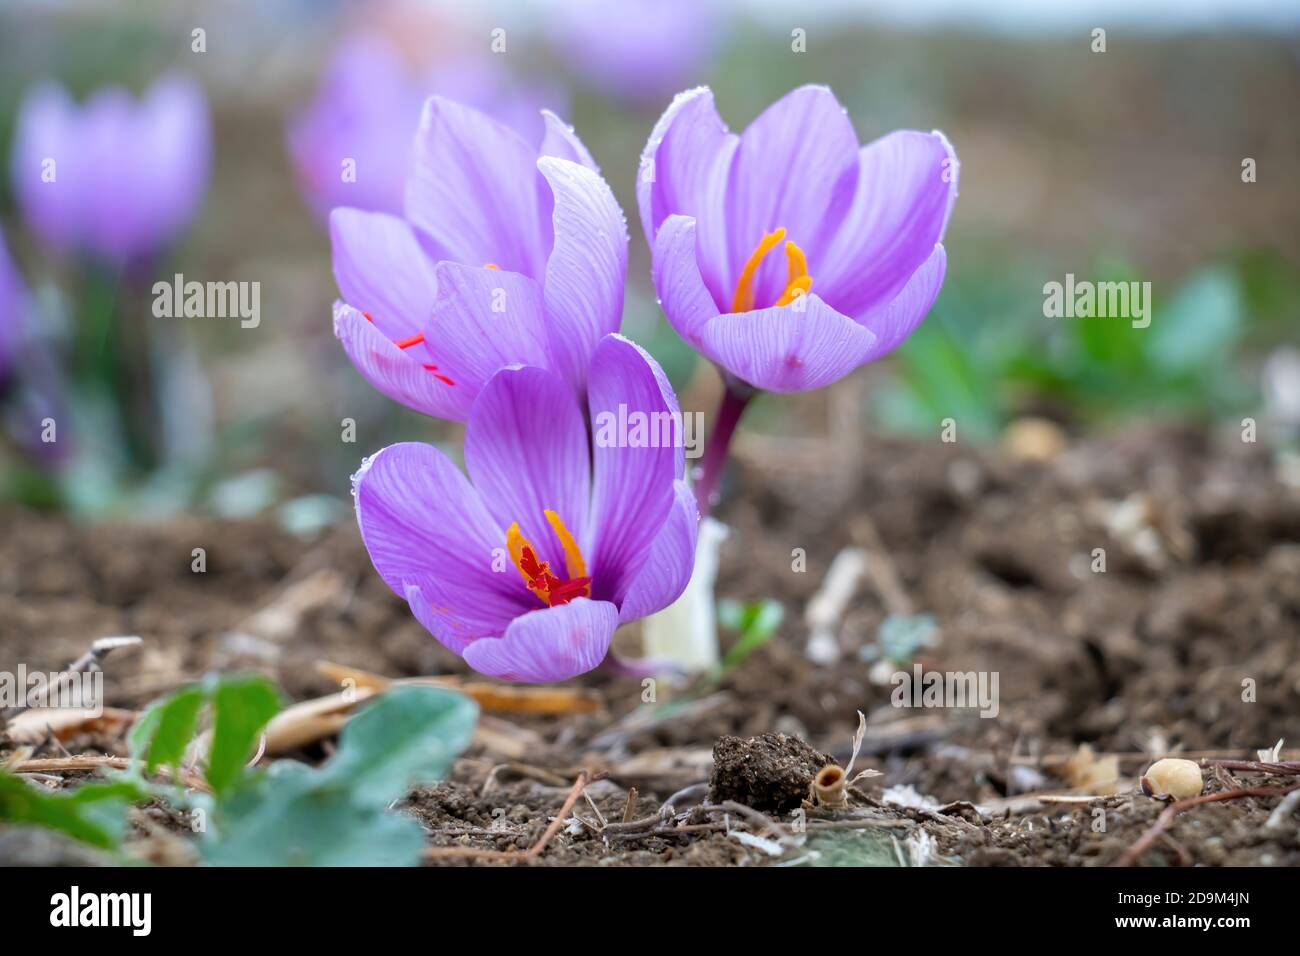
[1141,758,1203,800]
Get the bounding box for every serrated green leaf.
[0,770,148,850]
[205,675,282,798]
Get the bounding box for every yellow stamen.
[775,276,812,306]
[730,227,787,313]
[484,263,500,270]
[784,240,807,287]
[544,509,587,581]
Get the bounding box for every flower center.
[506,510,591,607]
[730,227,813,312]
[362,312,455,386]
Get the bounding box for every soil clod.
[709,733,837,813]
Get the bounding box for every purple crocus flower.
[287,37,566,221]
[10,75,210,267]
[331,95,625,421]
[639,86,959,393]
[548,0,721,105]
[0,225,27,389]
[353,334,697,682]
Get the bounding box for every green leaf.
[201,687,478,867]
[129,685,206,776]
[0,770,148,850]
[718,598,785,676]
[318,686,479,805]
[1148,267,1242,374]
[205,676,282,798]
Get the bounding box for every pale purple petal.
[538,156,628,391]
[548,0,721,105]
[10,83,82,253]
[724,85,859,310]
[464,365,591,572]
[617,480,698,623]
[333,302,470,420]
[815,129,959,318]
[699,295,877,393]
[0,226,29,382]
[637,86,736,305]
[421,262,553,400]
[330,208,438,340]
[406,96,550,278]
[539,111,599,172]
[858,244,948,362]
[136,75,210,250]
[651,214,718,348]
[353,442,530,642]
[286,37,418,219]
[587,334,681,605]
[463,598,618,682]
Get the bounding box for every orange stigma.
[362,311,454,386]
[730,228,813,312]
[506,510,590,608]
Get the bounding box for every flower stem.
[692,381,754,519]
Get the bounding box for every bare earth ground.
[2,422,1298,866]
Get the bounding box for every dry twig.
[1116,781,1300,866]
[423,770,603,862]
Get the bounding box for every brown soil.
[2,421,1298,866]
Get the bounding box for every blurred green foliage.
[876,253,1294,440]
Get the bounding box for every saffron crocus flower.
[353,335,697,682]
[10,76,210,267]
[548,0,720,105]
[639,85,958,393]
[331,95,625,421]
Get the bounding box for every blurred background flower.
[10,75,210,268]
[546,0,722,106]
[287,34,566,221]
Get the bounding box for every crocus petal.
[333,302,470,420]
[406,96,550,278]
[858,244,947,362]
[422,262,553,397]
[699,295,877,393]
[330,208,438,340]
[587,334,681,605]
[287,37,419,219]
[463,597,618,682]
[464,365,591,572]
[815,129,958,318]
[353,442,530,642]
[617,480,698,623]
[539,111,599,172]
[651,214,718,347]
[538,156,628,392]
[637,86,736,305]
[10,84,82,253]
[0,227,29,381]
[724,85,860,310]
[137,75,210,249]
